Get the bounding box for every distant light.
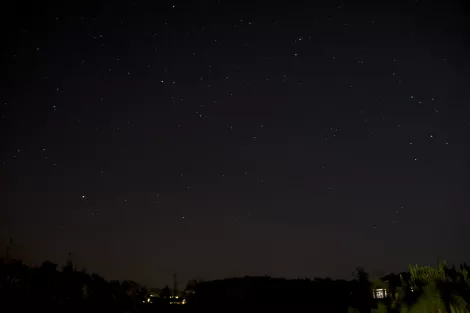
[373,288,387,299]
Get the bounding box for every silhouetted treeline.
[186,276,352,311]
[1,257,368,312]
[0,258,143,313]
[2,255,469,313]
[379,263,470,313]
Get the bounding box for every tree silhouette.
[160,285,171,299]
[350,267,374,313]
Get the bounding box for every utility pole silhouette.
[64,252,74,271]
[173,273,178,297]
[4,238,14,263]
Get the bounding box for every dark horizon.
[0,249,449,290]
[0,246,420,288]
[2,0,469,288]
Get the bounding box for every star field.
[1,0,469,286]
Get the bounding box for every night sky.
[2,0,470,287]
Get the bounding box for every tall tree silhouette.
[350,267,374,313]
